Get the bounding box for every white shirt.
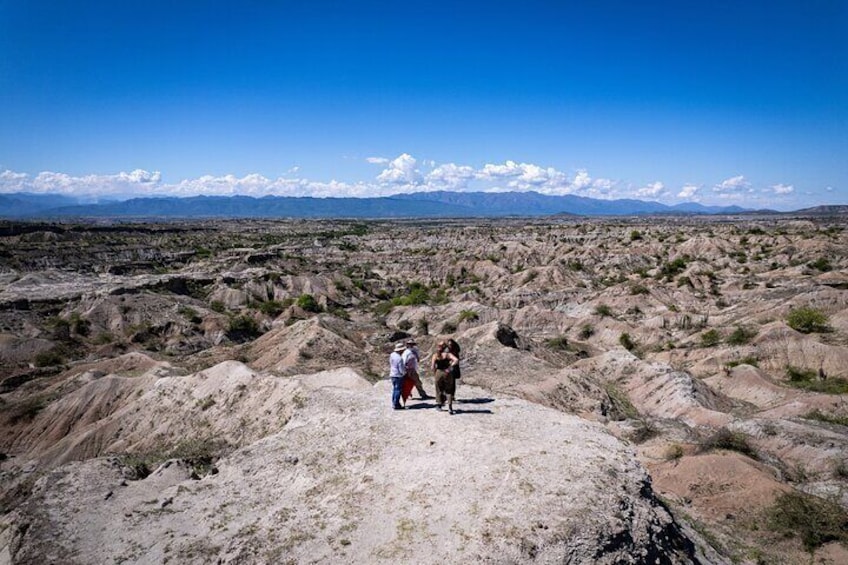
[402,347,419,373]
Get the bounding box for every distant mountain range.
[0,190,812,219]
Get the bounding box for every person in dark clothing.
[431,341,460,414]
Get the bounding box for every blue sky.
[1,0,846,209]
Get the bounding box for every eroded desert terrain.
[1,215,847,563]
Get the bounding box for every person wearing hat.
[402,338,429,400]
[389,341,407,410]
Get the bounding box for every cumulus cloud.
[714,175,750,192]
[678,183,700,199]
[636,181,665,198]
[0,169,163,195]
[426,163,476,190]
[771,183,794,195]
[475,160,574,194]
[375,153,423,186]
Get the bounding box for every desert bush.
[69,313,90,337]
[373,301,394,317]
[296,293,322,313]
[726,325,757,345]
[416,317,429,335]
[226,315,261,342]
[629,230,643,241]
[392,282,430,306]
[665,444,684,460]
[658,257,687,280]
[595,304,613,317]
[603,382,639,421]
[766,490,848,552]
[786,307,829,333]
[807,257,833,272]
[545,336,569,351]
[802,409,848,427]
[629,283,649,295]
[725,356,759,369]
[34,349,64,367]
[179,306,203,324]
[441,321,458,334]
[210,300,226,313]
[785,367,848,394]
[397,319,413,331]
[579,324,595,339]
[258,300,285,317]
[786,365,817,382]
[699,329,721,348]
[699,428,757,459]
[458,309,480,323]
[619,332,636,351]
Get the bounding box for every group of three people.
[390,338,461,414]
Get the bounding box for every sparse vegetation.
[785,366,848,394]
[725,356,759,369]
[594,304,613,317]
[786,306,829,333]
[578,324,595,339]
[726,325,756,345]
[458,309,479,323]
[699,329,721,348]
[698,428,757,459]
[545,335,569,351]
[619,332,636,351]
[296,293,322,313]
[766,490,848,552]
[226,315,261,342]
[802,409,848,427]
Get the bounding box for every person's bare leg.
[447,393,454,415]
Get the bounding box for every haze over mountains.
[0,191,756,219]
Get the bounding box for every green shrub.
[258,300,285,317]
[700,329,721,348]
[397,319,413,331]
[807,257,833,272]
[458,309,479,323]
[766,491,848,552]
[603,382,640,420]
[391,282,430,306]
[179,306,203,324]
[629,283,649,295]
[545,336,569,351]
[210,300,226,313]
[786,307,829,333]
[629,230,643,241]
[619,332,636,351]
[579,324,595,340]
[726,325,756,345]
[416,317,429,335]
[296,294,322,313]
[802,409,848,427]
[699,428,757,459]
[595,304,613,317]
[34,349,64,367]
[226,315,261,342]
[441,321,457,334]
[725,356,759,369]
[658,257,687,280]
[786,365,817,383]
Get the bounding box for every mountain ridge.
[0,190,789,218]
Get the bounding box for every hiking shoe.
[419,393,432,400]
[393,404,404,410]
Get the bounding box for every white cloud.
[426,163,476,190]
[0,169,163,195]
[714,175,750,192]
[678,183,700,199]
[475,160,573,194]
[636,181,665,198]
[771,183,794,195]
[366,156,390,165]
[375,153,423,186]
